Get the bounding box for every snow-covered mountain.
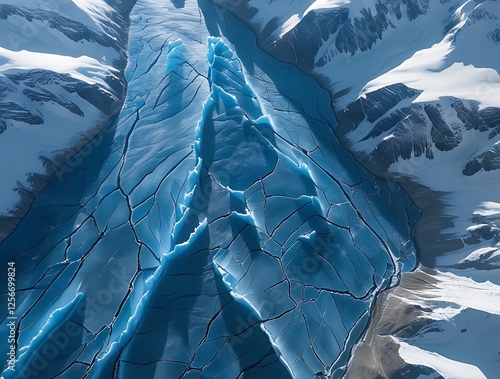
[0,0,135,240]
[1,0,499,378]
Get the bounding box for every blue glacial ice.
[0,2,419,378]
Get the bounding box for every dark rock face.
[361,105,414,141]
[211,0,430,71]
[368,105,434,171]
[0,102,44,125]
[62,82,119,115]
[0,4,119,51]
[273,0,429,70]
[272,8,349,70]
[5,70,119,117]
[491,25,500,42]
[464,223,499,245]
[0,119,6,133]
[463,143,500,176]
[405,0,430,20]
[480,107,500,131]
[23,89,85,117]
[0,69,120,132]
[451,101,500,132]
[338,83,420,133]
[424,104,462,152]
[0,79,12,101]
[336,82,500,175]
[0,67,121,132]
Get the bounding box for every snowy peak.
[274,0,431,61]
[361,0,500,108]
[336,88,500,175]
[333,0,500,179]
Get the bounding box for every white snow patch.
[459,247,500,263]
[0,47,116,89]
[249,0,356,42]
[466,223,491,231]
[382,134,395,141]
[401,269,500,317]
[363,59,500,109]
[474,202,500,217]
[360,1,500,110]
[304,0,349,14]
[394,338,487,379]
[279,14,301,38]
[70,0,118,32]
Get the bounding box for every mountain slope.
[0,0,135,241]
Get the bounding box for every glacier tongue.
[0,0,421,378]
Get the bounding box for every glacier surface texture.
[1,0,499,378]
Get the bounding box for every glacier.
[1,0,499,378]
